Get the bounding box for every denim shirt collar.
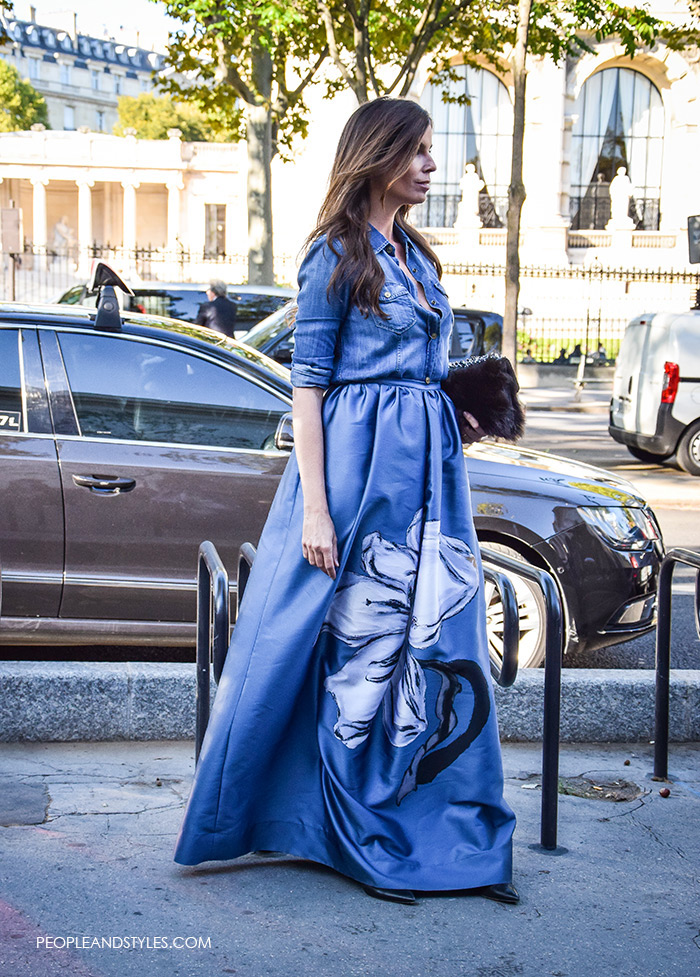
[368,222,414,259]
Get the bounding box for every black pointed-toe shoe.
[362,884,417,905]
[474,882,520,904]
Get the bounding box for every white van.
[609,310,700,476]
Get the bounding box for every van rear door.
[610,315,650,433]
[636,314,678,436]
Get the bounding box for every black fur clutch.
[441,354,526,443]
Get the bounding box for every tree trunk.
[246,48,274,285]
[503,0,532,371]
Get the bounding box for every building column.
[77,178,95,275]
[121,180,140,254]
[31,176,49,250]
[104,182,113,245]
[166,179,184,252]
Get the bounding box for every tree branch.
[212,34,259,105]
[316,0,357,92]
[288,45,329,103]
[389,0,477,96]
[273,45,329,119]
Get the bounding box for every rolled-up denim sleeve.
[291,237,348,388]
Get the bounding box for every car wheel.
[626,444,672,464]
[483,543,548,669]
[677,420,700,476]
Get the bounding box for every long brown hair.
[305,97,443,316]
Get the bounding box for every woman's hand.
[293,387,339,580]
[302,508,340,579]
[461,410,487,446]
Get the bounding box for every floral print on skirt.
[174,379,515,890]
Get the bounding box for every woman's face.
[383,124,436,210]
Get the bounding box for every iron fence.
[442,259,699,363]
[517,316,629,363]
[569,192,661,232]
[443,260,699,285]
[414,193,509,230]
[0,244,297,305]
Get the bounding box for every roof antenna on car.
[89,262,133,332]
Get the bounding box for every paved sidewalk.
[1,739,698,977]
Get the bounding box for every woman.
[174,97,517,906]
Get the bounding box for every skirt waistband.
[329,378,443,390]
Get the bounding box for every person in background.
[521,347,536,363]
[594,342,607,364]
[553,347,568,364]
[196,280,237,338]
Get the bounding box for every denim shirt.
[290,223,453,388]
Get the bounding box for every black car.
[57,281,296,334]
[240,301,503,366]
[0,300,662,668]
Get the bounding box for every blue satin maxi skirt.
[174,379,515,890]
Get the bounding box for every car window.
[243,303,297,349]
[230,293,291,324]
[127,289,291,326]
[268,330,295,364]
[58,333,288,450]
[483,320,502,353]
[452,316,477,357]
[58,285,86,305]
[129,290,204,322]
[0,330,24,434]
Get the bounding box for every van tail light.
[661,362,679,404]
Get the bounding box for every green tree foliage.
[315,0,676,105]
[0,0,14,45]
[316,0,500,103]
[152,0,328,283]
[114,92,234,141]
[0,60,49,132]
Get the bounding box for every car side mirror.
[274,412,294,451]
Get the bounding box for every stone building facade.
[0,128,245,275]
[0,11,164,134]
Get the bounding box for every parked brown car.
[0,302,662,667]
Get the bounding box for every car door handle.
[72,474,137,495]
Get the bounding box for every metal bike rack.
[482,565,520,689]
[653,547,700,781]
[197,540,565,851]
[482,548,565,852]
[236,542,257,621]
[195,541,230,762]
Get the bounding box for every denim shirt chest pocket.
[372,283,416,335]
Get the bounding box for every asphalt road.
[520,409,700,669]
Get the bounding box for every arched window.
[570,67,663,230]
[416,66,513,228]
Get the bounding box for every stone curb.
[2,662,699,743]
